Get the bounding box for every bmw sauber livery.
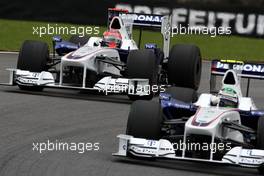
[114,60,264,175]
[0,8,202,100]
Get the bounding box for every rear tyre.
[168,44,202,90]
[126,100,162,140]
[126,50,158,100]
[17,40,49,91]
[69,35,90,46]
[257,116,264,149]
[165,87,197,103]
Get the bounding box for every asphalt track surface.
[0,53,263,176]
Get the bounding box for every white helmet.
[218,87,239,108]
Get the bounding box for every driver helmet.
[102,29,122,48]
[218,87,239,108]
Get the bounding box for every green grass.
[1,18,264,61]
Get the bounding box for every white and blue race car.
[1,8,202,100]
[114,60,264,174]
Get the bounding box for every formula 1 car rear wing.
[108,8,165,27]
[210,59,264,96]
[108,8,171,58]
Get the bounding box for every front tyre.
[258,163,264,175]
[126,50,158,100]
[126,100,162,140]
[257,116,264,149]
[17,40,49,91]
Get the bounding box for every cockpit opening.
[110,18,121,29]
[223,71,236,85]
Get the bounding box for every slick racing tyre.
[126,50,158,100]
[126,100,162,140]
[69,35,90,46]
[168,44,202,90]
[165,86,197,103]
[17,40,49,91]
[257,116,264,149]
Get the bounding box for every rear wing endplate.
[210,60,264,96]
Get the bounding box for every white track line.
[0,51,19,54]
